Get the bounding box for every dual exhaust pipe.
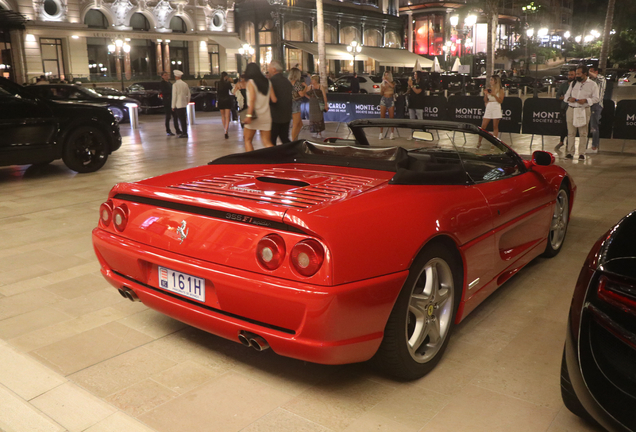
[118,287,140,302]
[237,331,270,351]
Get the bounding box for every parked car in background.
[440,73,465,95]
[126,82,163,113]
[27,84,138,123]
[618,72,636,86]
[95,87,127,97]
[466,77,487,95]
[190,86,217,111]
[328,74,382,94]
[560,59,585,75]
[561,210,636,432]
[0,78,121,173]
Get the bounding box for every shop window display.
[414,14,444,56]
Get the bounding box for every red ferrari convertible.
[93,119,575,379]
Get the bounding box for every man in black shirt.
[351,73,360,93]
[159,71,181,136]
[268,60,293,144]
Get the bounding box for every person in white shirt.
[563,65,599,160]
[171,70,191,138]
[587,66,606,154]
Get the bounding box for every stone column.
[337,16,341,44]
[361,21,365,45]
[124,50,131,80]
[407,12,414,52]
[156,40,163,74]
[115,47,122,80]
[310,16,315,42]
[163,42,171,74]
[9,29,26,84]
[382,23,386,47]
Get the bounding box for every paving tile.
[150,360,221,395]
[117,309,188,339]
[0,384,65,432]
[0,307,72,340]
[83,411,157,432]
[241,408,333,432]
[104,378,178,417]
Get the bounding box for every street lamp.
[464,15,477,27]
[238,43,254,72]
[564,31,570,39]
[347,40,362,73]
[108,37,130,92]
[450,15,459,27]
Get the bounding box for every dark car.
[190,86,217,111]
[466,77,487,95]
[561,210,636,432]
[27,84,138,123]
[0,78,121,173]
[328,75,382,94]
[440,73,465,95]
[94,87,127,97]
[126,82,163,113]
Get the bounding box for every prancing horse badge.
[176,220,189,244]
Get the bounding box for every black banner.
[522,98,565,136]
[447,96,484,126]
[483,97,523,134]
[599,100,615,139]
[419,96,449,121]
[612,100,636,140]
[301,94,405,122]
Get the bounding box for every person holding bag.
[563,65,599,160]
[243,63,276,152]
[307,75,328,139]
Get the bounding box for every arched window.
[240,21,255,46]
[364,28,382,47]
[170,16,186,33]
[284,21,309,42]
[314,23,337,43]
[385,31,401,48]
[340,26,360,45]
[84,9,108,29]
[130,13,150,31]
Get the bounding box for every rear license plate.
[158,266,205,302]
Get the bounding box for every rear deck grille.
[170,168,380,209]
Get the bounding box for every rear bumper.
[92,228,407,364]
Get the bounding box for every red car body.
[93,121,575,369]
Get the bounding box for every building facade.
[0,0,244,83]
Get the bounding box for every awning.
[208,35,244,50]
[360,47,434,68]
[285,42,369,61]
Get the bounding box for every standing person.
[268,60,293,145]
[406,71,424,120]
[477,75,504,148]
[563,65,599,160]
[289,68,307,141]
[555,69,576,150]
[350,72,360,94]
[171,70,190,138]
[307,75,328,139]
[217,72,234,139]
[243,62,276,152]
[160,71,181,136]
[587,66,606,154]
[232,74,247,112]
[379,71,395,139]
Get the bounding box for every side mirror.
[412,131,435,142]
[532,150,554,166]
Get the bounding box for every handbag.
[572,107,587,128]
[239,109,257,125]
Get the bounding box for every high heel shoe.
[225,133,229,139]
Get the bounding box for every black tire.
[62,126,109,173]
[371,242,463,380]
[360,90,368,94]
[542,183,570,258]
[560,348,597,424]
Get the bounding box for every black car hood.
[598,210,636,281]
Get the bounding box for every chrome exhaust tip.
[121,287,140,302]
[237,332,251,347]
[248,336,270,352]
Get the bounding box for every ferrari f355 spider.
[93,119,575,379]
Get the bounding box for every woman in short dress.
[243,63,276,152]
[232,74,247,112]
[379,71,395,140]
[307,75,328,138]
[217,72,234,139]
[289,68,307,141]
[478,75,504,148]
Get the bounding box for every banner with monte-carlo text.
[522,98,564,136]
[612,100,636,139]
[448,96,522,134]
[419,96,449,121]
[300,94,405,122]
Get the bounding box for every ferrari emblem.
[176,220,189,244]
[427,305,434,316]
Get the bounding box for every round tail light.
[99,200,113,226]
[113,204,129,232]
[256,234,286,270]
[291,239,324,277]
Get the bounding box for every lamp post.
[346,40,361,73]
[238,43,254,72]
[107,38,130,92]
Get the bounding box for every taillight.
[597,274,636,316]
[256,234,286,270]
[290,239,324,277]
[373,85,379,88]
[99,200,113,226]
[113,204,129,232]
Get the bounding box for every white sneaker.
[389,132,395,140]
[379,132,383,140]
[586,147,598,154]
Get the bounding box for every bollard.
[187,102,196,125]
[480,88,484,96]
[444,89,448,98]
[426,90,430,96]
[524,86,528,96]
[126,103,139,129]
[505,89,509,97]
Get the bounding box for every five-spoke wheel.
[62,126,109,173]
[543,184,570,257]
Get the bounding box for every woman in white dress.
[477,75,504,148]
[243,63,277,152]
